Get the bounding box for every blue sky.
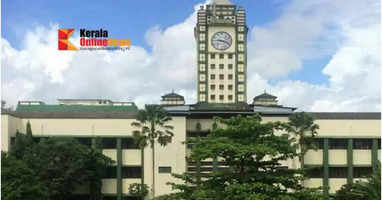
[1,0,380,111]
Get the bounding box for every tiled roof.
[161,92,184,100]
[253,92,277,100]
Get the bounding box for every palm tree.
[131,104,174,198]
[285,112,319,169]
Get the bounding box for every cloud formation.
[1,0,380,111]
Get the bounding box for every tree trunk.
[152,142,156,198]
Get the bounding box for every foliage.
[131,104,174,148]
[284,112,319,167]
[131,104,174,198]
[1,152,48,200]
[162,115,326,200]
[335,161,381,200]
[128,183,149,197]
[2,124,113,200]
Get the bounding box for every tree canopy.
[2,130,112,200]
[162,114,327,200]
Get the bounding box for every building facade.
[1,0,380,199]
[195,0,247,103]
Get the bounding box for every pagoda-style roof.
[161,92,184,100]
[253,92,277,101]
[213,0,234,5]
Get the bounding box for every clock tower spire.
[194,1,248,104]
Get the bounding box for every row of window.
[210,74,232,80]
[210,84,234,90]
[210,63,234,70]
[104,166,142,179]
[210,53,234,59]
[199,63,244,72]
[208,74,245,81]
[313,138,381,150]
[26,137,140,149]
[211,95,233,101]
[307,167,373,178]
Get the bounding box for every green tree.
[284,112,319,168]
[2,132,113,200]
[131,104,174,198]
[1,152,48,200]
[335,161,381,200]
[164,115,326,200]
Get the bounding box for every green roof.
[16,104,138,112]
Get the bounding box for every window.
[238,84,244,92]
[238,94,244,101]
[121,138,139,149]
[200,64,205,71]
[306,167,323,178]
[211,54,215,59]
[75,137,92,147]
[219,95,224,100]
[200,74,206,81]
[159,167,172,173]
[228,64,233,69]
[354,167,373,178]
[211,95,215,100]
[228,54,233,59]
[238,74,244,82]
[199,54,205,61]
[353,139,372,149]
[228,74,233,80]
[104,166,116,178]
[228,95,233,100]
[200,94,205,102]
[238,34,244,41]
[228,85,233,90]
[238,64,244,72]
[210,84,216,90]
[329,167,347,178]
[219,54,224,59]
[102,138,116,149]
[219,85,224,90]
[378,139,381,149]
[329,139,347,149]
[200,33,205,41]
[211,64,216,69]
[122,166,142,178]
[219,74,224,80]
[10,137,16,146]
[219,64,224,69]
[238,54,244,62]
[211,74,215,80]
[200,43,205,51]
[312,138,324,149]
[238,44,244,51]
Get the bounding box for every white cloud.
[1,0,380,111]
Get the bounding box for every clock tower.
[195,0,248,104]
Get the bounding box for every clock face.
[211,32,232,51]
